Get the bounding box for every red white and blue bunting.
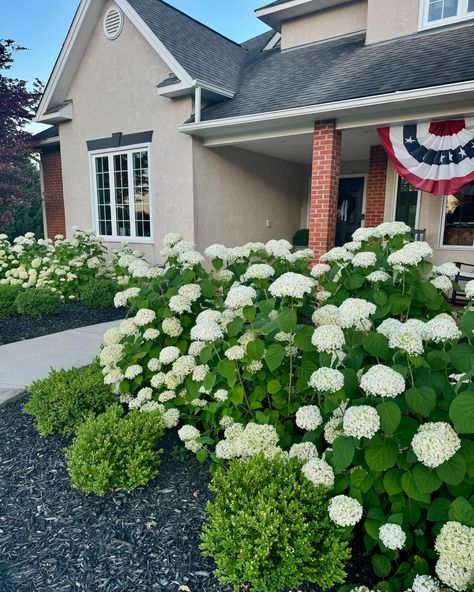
[378,119,474,195]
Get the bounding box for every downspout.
[194,86,202,124]
[31,153,48,239]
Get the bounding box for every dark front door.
[335,176,365,246]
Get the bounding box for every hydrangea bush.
[100,225,474,592]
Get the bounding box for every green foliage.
[65,405,164,496]
[15,287,64,317]
[292,228,309,246]
[0,284,20,317]
[201,454,350,592]
[24,361,116,437]
[6,196,43,239]
[80,277,117,309]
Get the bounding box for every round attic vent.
[103,7,123,40]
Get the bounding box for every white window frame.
[392,174,421,228]
[89,143,153,244]
[419,0,474,30]
[438,194,474,250]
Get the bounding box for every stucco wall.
[59,0,195,263]
[366,0,420,44]
[281,0,368,49]
[192,140,307,250]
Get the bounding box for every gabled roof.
[194,23,474,123]
[32,125,60,148]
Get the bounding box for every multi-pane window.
[441,191,474,248]
[422,0,474,27]
[395,177,419,229]
[91,146,151,240]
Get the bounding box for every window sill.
[98,236,154,245]
[437,245,474,251]
[419,12,474,31]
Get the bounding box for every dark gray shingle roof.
[126,0,246,92]
[258,0,291,8]
[241,31,275,53]
[198,24,474,122]
[33,126,59,141]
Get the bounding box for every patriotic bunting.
[378,119,474,195]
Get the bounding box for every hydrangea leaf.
[331,436,356,473]
[436,452,466,486]
[377,401,402,434]
[401,471,431,503]
[405,386,436,417]
[276,308,297,333]
[264,344,285,372]
[412,464,442,494]
[383,469,403,496]
[362,333,390,360]
[449,391,474,434]
[372,554,392,578]
[449,344,474,373]
[460,311,474,337]
[427,497,451,521]
[365,435,398,471]
[448,497,474,527]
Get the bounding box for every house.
[34,0,474,265]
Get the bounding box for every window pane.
[395,178,418,228]
[442,192,474,246]
[113,153,130,237]
[95,157,112,236]
[428,0,458,20]
[133,151,150,237]
[469,0,474,12]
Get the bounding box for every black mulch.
[0,398,374,592]
[0,304,125,346]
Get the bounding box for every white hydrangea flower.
[172,355,196,378]
[324,415,344,444]
[268,272,316,299]
[296,405,323,431]
[320,247,353,263]
[214,389,228,402]
[178,283,201,302]
[309,367,344,393]
[138,401,164,413]
[412,575,442,592]
[241,263,275,281]
[311,325,345,353]
[247,360,263,374]
[178,250,205,268]
[367,270,390,283]
[147,358,161,372]
[215,269,234,282]
[411,422,461,468]
[328,495,363,526]
[431,275,452,293]
[190,320,223,342]
[315,290,332,302]
[178,425,201,442]
[344,241,363,252]
[343,405,380,439]
[162,317,183,337]
[311,263,331,278]
[204,244,228,261]
[265,239,293,258]
[215,422,281,460]
[465,280,474,300]
[360,365,405,398]
[352,227,381,242]
[136,387,153,403]
[312,305,340,326]
[162,232,182,247]
[219,415,234,429]
[191,398,207,408]
[143,328,160,341]
[377,318,403,339]
[289,442,318,461]
[435,522,474,591]
[119,318,139,336]
[192,364,209,382]
[103,369,123,386]
[124,364,143,380]
[433,262,460,280]
[377,221,411,237]
[225,345,246,360]
[389,328,424,355]
[301,458,335,488]
[150,372,166,388]
[162,408,180,429]
[169,294,192,314]
[224,285,256,309]
[425,314,462,343]
[159,346,181,365]
[188,341,206,357]
[352,251,377,268]
[338,298,376,329]
[379,523,406,550]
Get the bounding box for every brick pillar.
[309,121,342,261]
[365,145,388,228]
[41,147,66,238]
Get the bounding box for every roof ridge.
[150,0,244,50]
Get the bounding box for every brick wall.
[308,121,342,261]
[365,145,388,228]
[41,147,66,238]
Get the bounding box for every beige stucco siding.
[59,0,194,263]
[192,141,307,250]
[281,0,368,49]
[366,0,420,44]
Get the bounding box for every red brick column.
[309,121,342,261]
[365,145,388,228]
[41,147,66,238]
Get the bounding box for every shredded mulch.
[0,397,374,592]
[0,304,125,346]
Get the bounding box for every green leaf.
[294,326,315,352]
[332,436,356,472]
[427,350,450,370]
[377,401,402,434]
[276,308,297,333]
[413,464,442,494]
[265,344,286,372]
[405,386,436,417]
[200,280,215,299]
[258,298,276,317]
[362,332,390,360]
[436,452,466,486]
[449,391,474,434]
[373,291,388,306]
[267,379,281,395]
[372,554,392,578]
[199,346,213,364]
[246,339,265,361]
[345,273,366,291]
[196,449,208,463]
[449,344,474,373]
[449,497,474,527]
[427,497,451,521]
[390,294,411,315]
[226,318,244,338]
[228,385,244,405]
[216,359,237,386]
[242,305,256,323]
[365,435,398,471]
[383,469,403,495]
[401,471,431,503]
[460,311,474,337]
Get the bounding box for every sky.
[1,0,270,133]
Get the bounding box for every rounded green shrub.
[24,361,116,437]
[15,288,64,317]
[66,405,164,496]
[0,284,21,317]
[80,277,118,309]
[200,454,350,592]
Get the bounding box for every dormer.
[256,0,368,49]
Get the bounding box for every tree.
[0,39,43,230]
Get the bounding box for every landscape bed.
[0,397,373,592]
[0,303,124,346]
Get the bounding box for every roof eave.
[256,0,354,29]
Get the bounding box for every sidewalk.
[0,320,121,407]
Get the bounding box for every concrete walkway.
[0,320,121,407]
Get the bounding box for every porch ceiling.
[215,128,381,165]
